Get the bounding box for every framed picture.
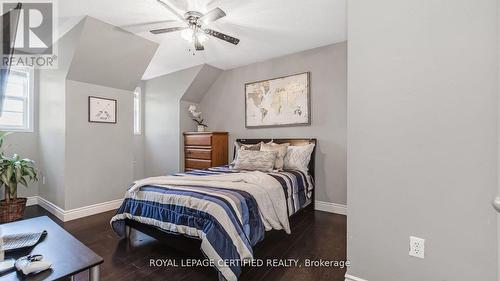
[88,96,117,123]
[245,72,310,128]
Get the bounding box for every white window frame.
[0,68,34,132]
[133,87,141,135]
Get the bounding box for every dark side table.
[1,216,103,281]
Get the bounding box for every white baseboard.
[29,197,344,220]
[315,200,347,215]
[26,196,38,207]
[345,274,368,281]
[36,196,65,221]
[28,196,122,222]
[64,198,123,221]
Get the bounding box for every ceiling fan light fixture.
[181,28,208,44]
[197,32,209,43]
[150,1,238,49]
[181,28,194,41]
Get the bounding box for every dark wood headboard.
[234,138,317,180]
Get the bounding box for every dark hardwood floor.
[21,206,347,281]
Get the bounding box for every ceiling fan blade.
[156,0,187,23]
[121,20,178,29]
[194,34,205,51]
[121,20,179,33]
[150,26,187,34]
[200,8,226,24]
[204,28,240,45]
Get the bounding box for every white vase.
[197,125,205,132]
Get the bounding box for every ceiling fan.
[150,0,240,51]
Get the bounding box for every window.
[133,87,141,135]
[0,68,34,132]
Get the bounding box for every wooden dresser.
[183,132,228,171]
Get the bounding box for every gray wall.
[64,80,134,209]
[347,1,497,280]
[36,18,86,209]
[498,2,500,279]
[35,16,155,210]
[198,42,347,205]
[61,17,155,209]
[38,72,66,208]
[144,66,202,176]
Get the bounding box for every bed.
[110,138,316,281]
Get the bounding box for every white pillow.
[232,150,277,172]
[283,144,315,171]
[260,142,289,170]
[231,142,262,165]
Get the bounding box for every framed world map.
[245,72,310,128]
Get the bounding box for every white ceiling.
[57,0,346,80]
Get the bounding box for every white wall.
[347,0,497,280]
[198,42,347,205]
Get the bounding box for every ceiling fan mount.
[150,0,240,51]
[184,11,203,25]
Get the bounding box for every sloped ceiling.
[55,0,346,80]
[66,17,158,91]
[45,18,86,79]
[181,64,222,103]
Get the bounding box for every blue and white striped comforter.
[180,166,313,216]
[110,166,313,281]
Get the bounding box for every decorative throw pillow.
[231,142,262,164]
[232,150,277,172]
[283,144,315,171]
[260,142,290,170]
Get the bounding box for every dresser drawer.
[186,149,212,160]
[185,134,212,146]
[183,132,228,172]
[186,159,212,169]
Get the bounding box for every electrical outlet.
[409,236,425,258]
[42,176,46,185]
